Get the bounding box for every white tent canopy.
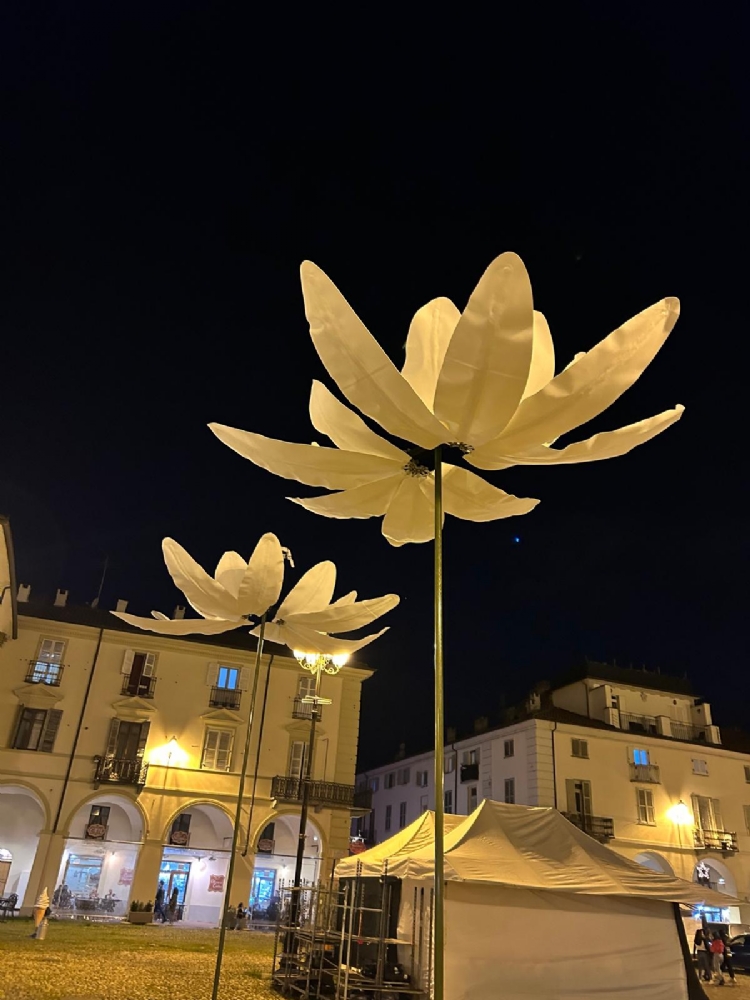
[339,810,464,878]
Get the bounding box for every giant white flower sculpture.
[210,253,682,546]
[113,532,399,654]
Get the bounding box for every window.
[504,739,515,758]
[467,786,478,811]
[566,779,593,817]
[217,666,240,690]
[29,638,65,684]
[416,770,429,787]
[399,802,407,828]
[122,650,156,696]
[692,759,709,776]
[397,767,410,785]
[13,708,62,752]
[201,729,234,771]
[571,739,589,758]
[288,740,307,778]
[444,756,455,774]
[385,805,392,831]
[633,748,650,766]
[636,788,656,825]
[88,805,110,827]
[744,766,750,783]
[369,776,380,792]
[444,789,453,814]
[385,772,395,789]
[504,777,515,804]
[692,794,724,834]
[463,749,478,765]
[171,814,192,843]
[420,795,428,814]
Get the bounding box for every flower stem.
[433,447,444,1000]
[211,613,267,1000]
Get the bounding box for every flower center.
[446,441,474,454]
[403,458,431,478]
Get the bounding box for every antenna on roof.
[90,554,109,609]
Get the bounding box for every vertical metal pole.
[210,614,266,1000]
[433,447,445,1000]
[294,665,322,890]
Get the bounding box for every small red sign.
[208,874,225,893]
[349,839,367,855]
[118,868,134,886]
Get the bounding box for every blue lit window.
[217,666,239,690]
[633,748,650,766]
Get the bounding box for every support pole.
[433,447,445,1000]
[210,614,266,1000]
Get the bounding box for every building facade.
[0,592,371,919]
[357,664,750,926]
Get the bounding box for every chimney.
[17,584,31,603]
[173,606,186,620]
[446,726,457,743]
[474,716,488,734]
[394,742,406,761]
[54,589,69,608]
[115,599,128,613]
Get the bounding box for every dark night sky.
[1,4,748,769]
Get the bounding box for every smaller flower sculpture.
[113,532,399,654]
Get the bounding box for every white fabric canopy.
[343,800,730,906]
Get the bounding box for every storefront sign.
[85,823,107,840]
[118,868,134,886]
[208,874,225,893]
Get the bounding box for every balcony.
[292,697,319,720]
[562,812,615,842]
[460,762,479,783]
[629,763,661,783]
[694,828,738,853]
[93,756,149,788]
[669,721,706,742]
[620,712,658,735]
[209,686,241,709]
[121,676,157,699]
[271,775,372,811]
[25,660,64,686]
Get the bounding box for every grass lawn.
[0,919,278,1000]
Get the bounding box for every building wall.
[0,611,371,917]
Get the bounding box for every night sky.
[2,5,747,770]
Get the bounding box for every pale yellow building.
[0,586,371,919]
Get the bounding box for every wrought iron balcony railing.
[694,828,738,852]
[271,775,372,811]
[629,763,661,783]
[94,756,149,788]
[209,686,242,709]
[121,675,157,699]
[562,812,615,841]
[292,697,319,720]
[25,660,64,686]
[620,712,658,735]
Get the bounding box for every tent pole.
[433,447,445,1000]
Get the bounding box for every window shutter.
[581,781,593,815]
[206,662,220,686]
[215,731,233,771]
[10,704,25,747]
[106,719,121,758]
[39,710,63,753]
[565,779,578,813]
[711,798,724,834]
[744,806,750,834]
[136,722,150,760]
[121,650,135,675]
[691,793,701,829]
[238,667,250,691]
[142,653,156,678]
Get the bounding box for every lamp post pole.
[292,663,322,891]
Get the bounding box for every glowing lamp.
[667,800,692,825]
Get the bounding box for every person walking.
[720,931,737,985]
[235,902,247,930]
[694,927,712,983]
[710,932,726,985]
[154,881,167,923]
[167,887,179,923]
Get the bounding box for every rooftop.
[554,660,694,697]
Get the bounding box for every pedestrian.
[154,881,167,922]
[710,931,726,985]
[168,887,179,923]
[694,927,711,983]
[235,902,247,930]
[721,931,736,985]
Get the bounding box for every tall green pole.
[433,447,445,1000]
[211,614,267,1000]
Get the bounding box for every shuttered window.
[636,788,656,825]
[201,729,234,771]
[288,740,307,778]
[13,708,63,752]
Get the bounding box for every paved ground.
[0,920,277,1000]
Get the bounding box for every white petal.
[210,424,402,489]
[469,405,685,470]
[215,551,247,598]
[300,261,447,448]
[330,591,357,606]
[287,593,400,633]
[239,532,285,617]
[441,464,540,521]
[256,620,390,655]
[277,561,337,619]
[382,475,436,547]
[495,297,680,453]
[162,538,237,619]
[309,381,407,461]
[522,311,555,399]
[112,612,245,636]
[288,475,402,519]
[402,297,460,408]
[433,252,534,446]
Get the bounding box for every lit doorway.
[64,854,103,897]
[159,859,191,916]
[251,867,276,911]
